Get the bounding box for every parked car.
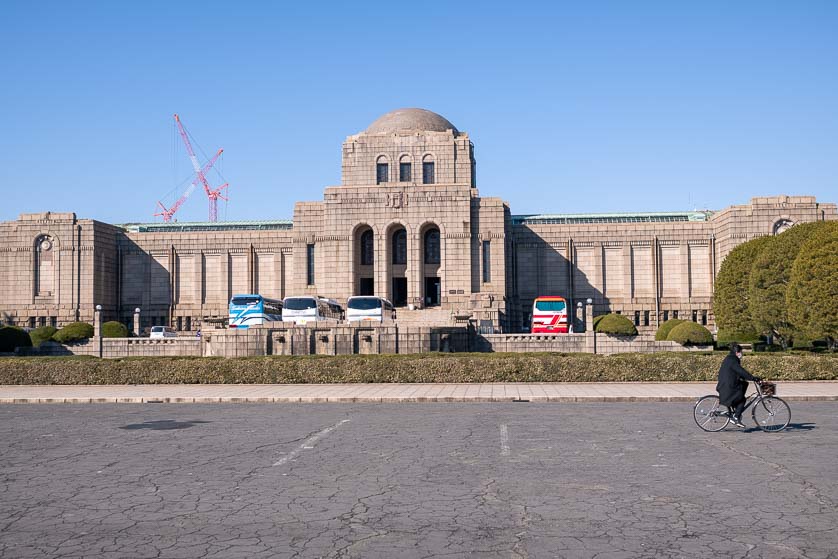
[149,326,177,339]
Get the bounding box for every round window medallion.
[40,239,52,251]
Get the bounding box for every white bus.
[346,296,395,323]
[281,296,343,325]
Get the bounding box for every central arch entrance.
[421,224,441,307]
[389,225,408,307]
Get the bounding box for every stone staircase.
[393,307,465,327]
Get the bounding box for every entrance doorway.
[424,277,441,307]
[392,277,407,307]
[359,278,374,296]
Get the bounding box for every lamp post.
[585,298,593,333]
[94,304,102,338]
[133,308,142,337]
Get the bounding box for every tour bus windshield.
[535,300,566,312]
[231,296,260,306]
[283,297,317,310]
[348,297,382,311]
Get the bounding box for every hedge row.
[0,352,835,385]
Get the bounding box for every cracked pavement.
[1,402,836,558]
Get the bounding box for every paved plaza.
[1,402,836,558]
[2,380,837,404]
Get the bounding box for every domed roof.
[366,108,458,135]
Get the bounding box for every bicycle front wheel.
[694,395,730,432]
[752,396,791,432]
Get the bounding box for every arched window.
[422,155,435,184]
[424,228,440,264]
[399,155,411,182]
[392,229,407,265]
[360,229,374,266]
[376,156,389,184]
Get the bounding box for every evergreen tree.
[787,221,838,350]
[748,222,827,347]
[713,236,773,342]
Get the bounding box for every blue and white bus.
[228,294,283,328]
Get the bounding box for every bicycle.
[693,380,791,432]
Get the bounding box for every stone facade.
[1,109,836,333]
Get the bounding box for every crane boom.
[170,113,229,222]
[155,147,224,222]
[174,114,213,196]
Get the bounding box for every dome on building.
[365,108,458,135]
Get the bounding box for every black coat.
[716,352,759,406]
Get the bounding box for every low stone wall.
[102,338,202,358]
[592,334,710,355]
[204,325,471,358]
[18,338,202,358]
[476,333,589,353]
[475,332,710,355]
[11,329,711,359]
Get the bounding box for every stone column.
[133,308,141,337]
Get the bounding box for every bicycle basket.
[761,382,776,396]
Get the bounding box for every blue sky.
[1,1,836,223]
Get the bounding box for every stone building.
[1,108,835,333]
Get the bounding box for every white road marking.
[500,423,510,456]
[273,419,350,466]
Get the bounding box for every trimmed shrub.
[668,322,713,346]
[713,236,773,342]
[0,326,32,352]
[29,326,58,347]
[716,329,762,345]
[594,314,638,336]
[52,322,94,344]
[0,352,835,385]
[102,321,129,338]
[592,315,606,329]
[655,319,685,341]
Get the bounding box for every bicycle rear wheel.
[752,396,791,432]
[694,395,730,432]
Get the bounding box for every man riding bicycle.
[716,343,762,427]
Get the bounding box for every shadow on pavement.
[739,422,815,433]
[119,419,211,431]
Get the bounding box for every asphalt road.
[1,402,836,558]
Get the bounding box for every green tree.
[748,222,827,347]
[787,221,838,350]
[713,236,773,343]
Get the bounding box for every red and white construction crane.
[173,114,229,222]
[155,148,223,222]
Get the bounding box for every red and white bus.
[530,296,569,333]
